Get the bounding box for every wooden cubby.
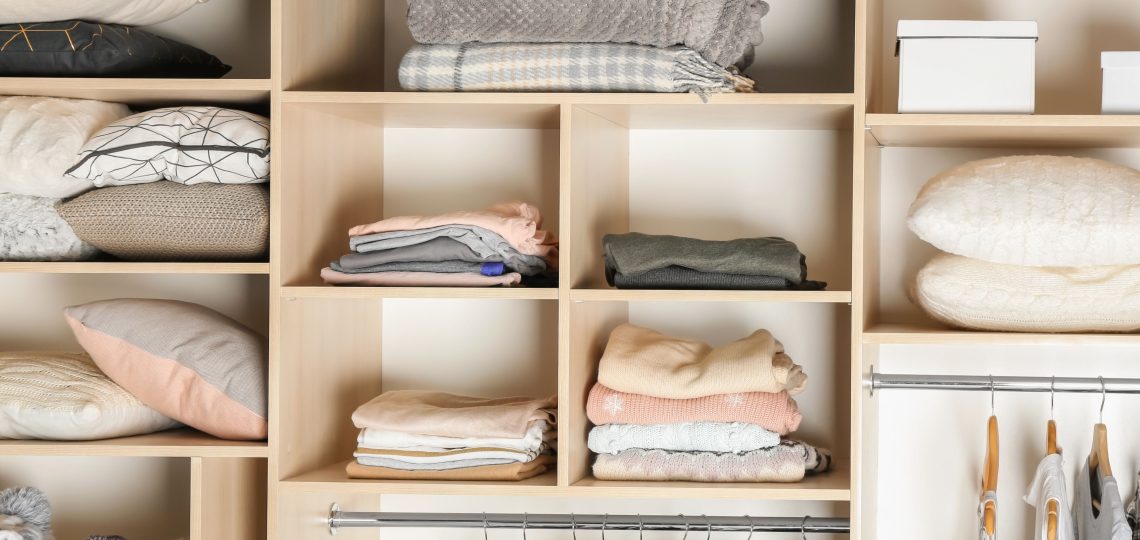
[7,0,1140,538]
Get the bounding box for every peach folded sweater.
[586,383,801,435]
[347,202,558,260]
[597,323,807,399]
[351,390,556,439]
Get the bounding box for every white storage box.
[896,20,1038,114]
[1102,52,1140,114]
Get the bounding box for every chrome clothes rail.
[327,506,850,535]
[866,369,1140,396]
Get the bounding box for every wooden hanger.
[1046,378,1058,540]
[982,378,998,538]
[1089,377,1112,478]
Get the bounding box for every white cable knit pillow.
[913,253,1140,333]
[0,352,180,440]
[908,155,1140,267]
[0,0,205,26]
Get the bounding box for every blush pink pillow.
[64,299,268,440]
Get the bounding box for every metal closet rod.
[327,507,850,535]
[867,370,1140,395]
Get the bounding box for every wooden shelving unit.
[0,429,269,458]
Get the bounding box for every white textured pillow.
[0,96,130,199]
[0,0,205,26]
[0,351,180,440]
[0,194,98,262]
[67,107,270,186]
[908,155,1140,267]
[913,253,1140,333]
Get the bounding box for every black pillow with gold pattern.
[0,21,230,78]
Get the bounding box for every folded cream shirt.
[358,421,553,452]
[351,390,556,438]
[597,323,807,399]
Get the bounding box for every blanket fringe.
[673,47,756,101]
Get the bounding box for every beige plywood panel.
[144,0,271,79]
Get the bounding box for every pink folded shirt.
[321,267,522,287]
[586,383,802,436]
[348,202,558,261]
[352,390,557,439]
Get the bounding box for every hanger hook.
[569,513,577,540]
[1100,376,1107,423]
[702,514,711,539]
[483,512,489,540]
[601,513,607,540]
[745,515,755,540]
[1050,376,1056,420]
[990,374,996,415]
[801,515,810,540]
[680,514,690,540]
[522,512,527,540]
[637,514,644,540]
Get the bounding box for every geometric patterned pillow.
[66,107,269,186]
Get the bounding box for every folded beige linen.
[351,390,557,438]
[346,454,553,481]
[597,324,807,399]
[321,267,522,287]
[347,201,558,260]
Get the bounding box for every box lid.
[1102,51,1140,69]
[897,20,1038,39]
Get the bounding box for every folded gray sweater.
[603,232,808,284]
[350,225,547,276]
[611,265,825,291]
[330,260,499,275]
[405,0,770,68]
[339,237,501,269]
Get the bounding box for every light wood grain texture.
[0,429,268,458]
[568,107,630,289]
[280,286,558,300]
[864,324,1140,345]
[192,458,268,540]
[566,302,630,486]
[278,492,379,540]
[569,289,853,303]
[281,0,384,91]
[0,262,269,274]
[282,91,857,106]
[867,114,1140,147]
[0,78,270,105]
[281,461,558,494]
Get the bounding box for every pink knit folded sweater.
[586,383,802,435]
[347,201,558,260]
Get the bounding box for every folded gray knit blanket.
[603,232,809,284]
[406,0,770,69]
[399,43,754,94]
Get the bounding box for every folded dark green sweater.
[611,265,825,291]
[603,232,809,284]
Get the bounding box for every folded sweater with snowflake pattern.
[586,383,801,436]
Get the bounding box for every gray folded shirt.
[330,260,501,275]
[349,224,547,276]
[611,265,826,291]
[603,232,808,284]
[339,237,501,269]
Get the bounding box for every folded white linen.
[357,421,553,452]
[588,421,780,455]
[355,456,517,471]
[353,446,544,464]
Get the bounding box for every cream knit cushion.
[597,323,806,399]
[913,253,1140,332]
[908,155,1140,267]
[0,351,179,440]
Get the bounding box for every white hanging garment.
[1025,453,1076,540]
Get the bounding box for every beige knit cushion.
[597,323,807,399]
[0,351,179,440]
[913,253,1140,332]
[57,182,268,261]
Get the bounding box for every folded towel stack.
[586,323,830,482]
[603,233,826,291]
[322,201,558,288]
[347,390,557,481]
[397,0,766,94]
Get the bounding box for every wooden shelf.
[0,428,268,458]
[864,323,1140,345]
[282,91,855,106]
[279,461,848,500]
[280,461,558,495]
[280,286,558,300]
[0,78,272,105]
[569,289,852,303]
[866,114,1140,148]
[0,262,270,274]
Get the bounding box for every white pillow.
[67,107,270,186]
[0,194,99,262]
[908,155,1140,267]
[912,253,1140,333]
[0,96,130,199]
[0,0,205,26]
[0,351,180,440]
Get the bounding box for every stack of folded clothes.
[585,323,830,483]
[322,201,558,287]
[603,232,826,291]
[397,0,766,94]
[347,390,557,481]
